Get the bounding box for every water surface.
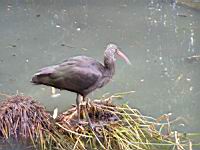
[0,0,199,141]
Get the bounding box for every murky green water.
[0,0,199,149]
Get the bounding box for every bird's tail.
[31,66,57,85]
[31,75,41,84]
[31,73,52,85]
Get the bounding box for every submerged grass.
[0,93,197,150]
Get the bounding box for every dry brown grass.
[0,94,195,150]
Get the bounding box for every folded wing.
[32,56,104,95]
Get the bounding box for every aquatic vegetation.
[57,95,191,150]
[0,95,56,149]
[0,94,195,150]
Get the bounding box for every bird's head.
[104,43,131,65]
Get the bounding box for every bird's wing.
[50,59,103,92]
[33,56,104,93]
[63,56,99,67]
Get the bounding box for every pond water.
[0,0,199,149]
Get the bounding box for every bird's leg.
[85,97,91,109]
[83,96,94,128]
[76,94,81,122]
[83,97,103,146]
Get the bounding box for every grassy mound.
[57,97,190,150]
[0,95,56,149]
[0,94,193,150]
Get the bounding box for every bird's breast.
[97,75,112,89]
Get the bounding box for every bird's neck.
[104,56,115,77]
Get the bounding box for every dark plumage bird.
[31,43,131,121]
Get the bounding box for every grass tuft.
[0,93,197,150]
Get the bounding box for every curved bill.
[116,49,131,65]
